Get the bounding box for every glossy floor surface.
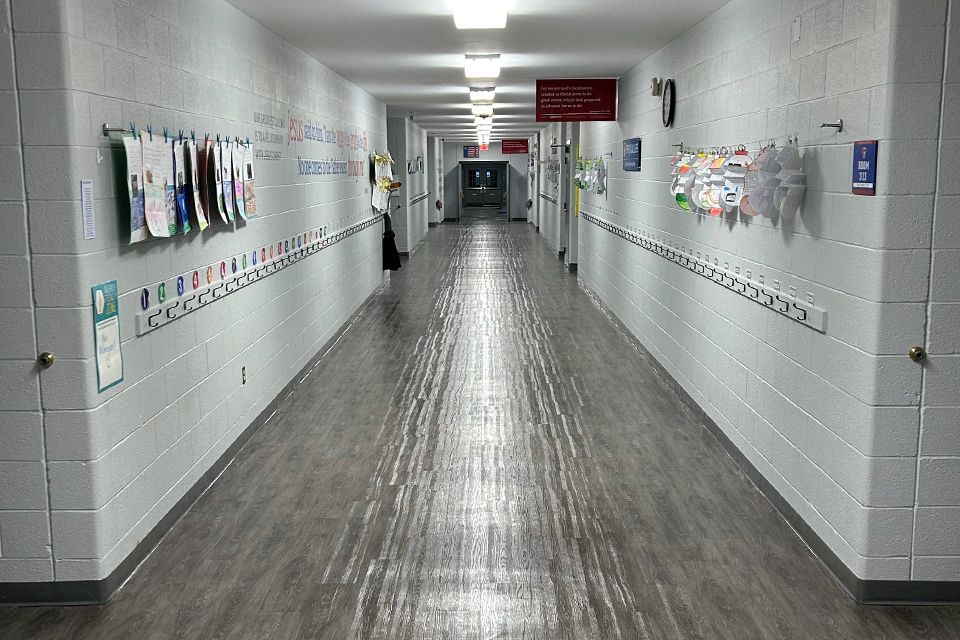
[3,217,960,639]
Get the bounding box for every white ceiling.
[227,0,728,141]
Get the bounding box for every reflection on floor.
[2,218,959,639]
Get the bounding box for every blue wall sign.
[623,138,641,172]
[463,145,479,159]
[852,140,878,196]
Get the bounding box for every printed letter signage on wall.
[623,138,641,172]
[463,145,480,158]
[852,140,878,196]
[535,79,618,122]
[501,139,529,154]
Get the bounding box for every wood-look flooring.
[2,219,959,639]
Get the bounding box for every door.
[461,163,506,208]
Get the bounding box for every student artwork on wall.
[185,138,209,230]
[220,140,235,222]
[210,138,229,223]
[232,142,247,221]
[243,143,257,218]
[173,140,192,234]
[124,134,149,243]
[141,132,171,237]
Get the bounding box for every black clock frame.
[662,78,675,128]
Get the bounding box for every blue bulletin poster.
[852,140,878,196]
[623,138,641,172]
[91,280,124,393]
[463,145,479,158]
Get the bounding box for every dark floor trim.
[510,217,527,222]
[428,221,440,227]
[0,283,385,607]
[567,263,578,273]
[577,276,960,605]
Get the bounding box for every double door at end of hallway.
[461,162,507,209]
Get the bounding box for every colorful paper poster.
[91,280,123,393]
[140,133,171,237]
[219,140,235,222]
[123,135,148,243]
[210,139,229,223]
[185,139,209,231]
[232,142,247,221]
[243,143,257,218]
[173,140,192,234]
[163,141,177,235]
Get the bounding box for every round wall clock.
[662,79,675,128]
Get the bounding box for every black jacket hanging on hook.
[382,212,401,271]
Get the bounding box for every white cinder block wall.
[428,136,443,224]
[0,0,53,584]
[387,117,428,254]
[1,0,387,584]
[579,0,957,583]
[537,122,564,254]
[915,0,960,581]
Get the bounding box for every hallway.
[2,220,958,639]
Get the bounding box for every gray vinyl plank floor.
[2,219,959,639]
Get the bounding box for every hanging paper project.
[372,150,394,211]
[219,140,235,222]
[185,139,209,230]
[173,140,192,234]
[232,142,247,221]
[140,133,171,237]
[209,138,228,223]
[243,143,257,218]
[124,134,149,243]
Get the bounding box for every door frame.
[458,161,509,215]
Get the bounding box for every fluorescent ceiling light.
[469,88,496,103]
[453,0,507,29]
[464,54,500,80]
[474,116,493,126]
[471,104,494,117]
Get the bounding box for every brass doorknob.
[908,346,926,363]
[38,352,55,368]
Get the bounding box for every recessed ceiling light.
[453,0,507,29]
[469,88,496,103]
[464,54,500,80]
[471,104,494,117]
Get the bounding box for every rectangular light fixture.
[464,54,500,80]
[474,117,493,126]
[469,88,496,103]
[453,1,507,29]
[471,104,494,117]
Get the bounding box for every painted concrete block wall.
[537,123,563,254]
[387,117,428,253]
[4,0,387,583]
[0,0,53,584]
[913,0,960,581]
[579,0,952,581]
[428,136,443,224]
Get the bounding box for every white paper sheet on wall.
[81,178,96,240]
[140,134,171,237]
[124,135,149,243]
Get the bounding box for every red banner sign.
[536,79,618,122]
[501,139,529,154]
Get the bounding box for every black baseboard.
[428,221,440,227]
[0,285,384,607]
[577,276,960,605]
[510,217,527,222]
[567,263,578,273]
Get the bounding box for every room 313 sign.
[852,140,878,196]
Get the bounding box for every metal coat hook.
[146,125,153,141]
[820,119,843,133]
